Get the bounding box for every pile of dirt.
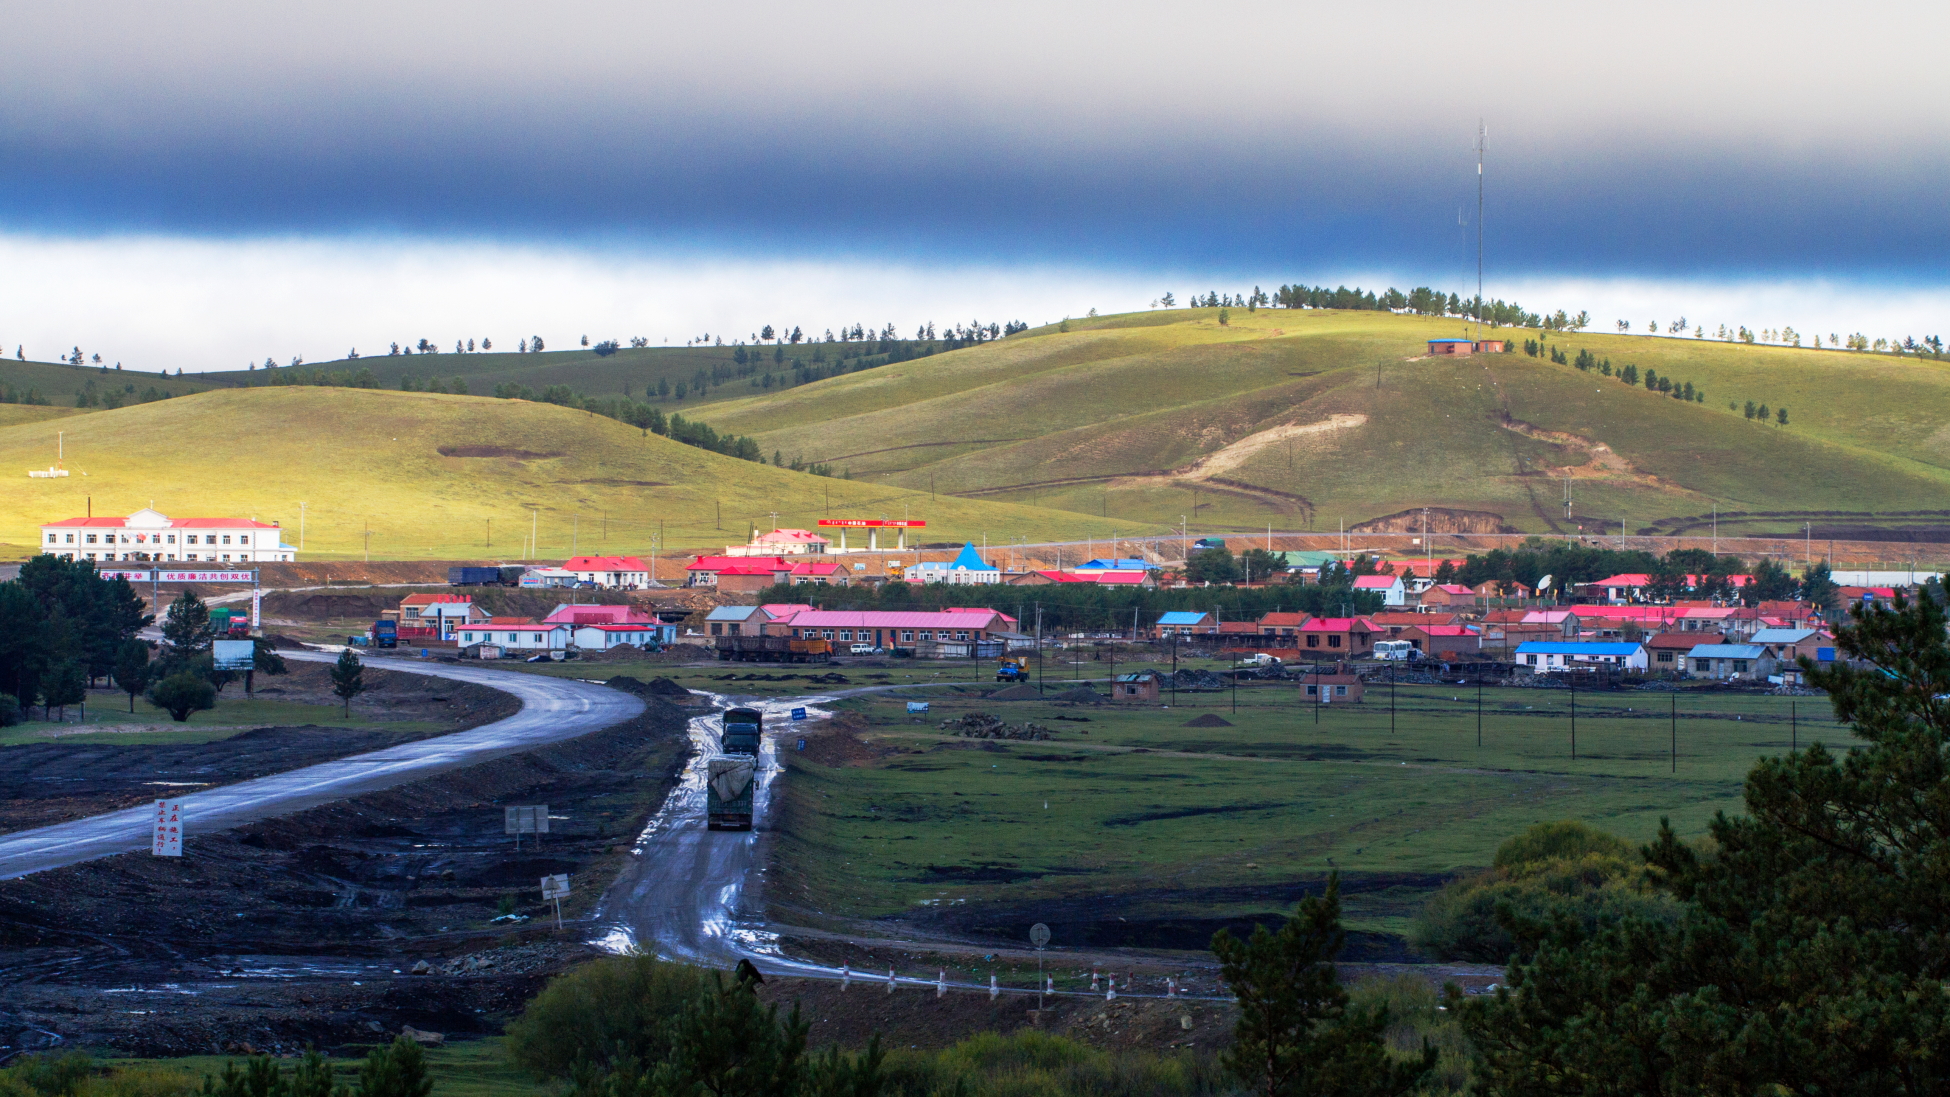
[1160,669,1227,691]
[987,684,1042,700]
[604,675,697,700]
[1047,687,1105,703]
[1183,713,1234,727]
[792,728,893,768]
[940,712,1055,741]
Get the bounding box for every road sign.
[906,702,930,714]
[796,738,807,751]
[505,805,549,834]
[1030,923,1051,948]
[250,588,262,629]
[790,707,807,721]
[541,873,570,900]
[212,640,255,671]
[152,800,183,857]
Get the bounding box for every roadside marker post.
[1030,922,1050,1014]
[841,964,850,991]
[989,973,998,1001]
[540,873,569,930]
[937,971,946,999]
[887,967,896,994]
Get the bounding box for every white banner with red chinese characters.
[152,800,183,857]
[157,570,255,583]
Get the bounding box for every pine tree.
[330,649,365,716]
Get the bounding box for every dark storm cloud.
[2,0,1945,279]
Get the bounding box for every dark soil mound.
[988,684,1041,701]
[642,676,693,697]
[1183,713,1234,727]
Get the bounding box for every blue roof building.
[1515,640,1648,672]
[903,543,1001,585]
[1077,557,1153,571]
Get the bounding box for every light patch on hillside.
[1495,417,1684,491]
[1173,414,1368,482]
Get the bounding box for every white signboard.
[541,873,570,899]
[251,588,262,629]
[97,570,152,581]
[504,805,549,834]
[157,570,256,583]
[152,800,183,857]
[212,640,256,671]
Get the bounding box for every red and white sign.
[157,570,255,583]
[152,800,183,857]
[96,570,152,581]
[816,519,926,528]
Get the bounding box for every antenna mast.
[1475,120,1486,339]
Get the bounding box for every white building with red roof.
[727,528,831,556]
[563,555,651,589]
[1351,573,1406,606]
[40,507,292,563]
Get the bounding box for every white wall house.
[456,622,570,651]
[1352,574,1407,606]
[40,508,292,563]
[904,543,1001,585]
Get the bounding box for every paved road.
[0,653,643,880]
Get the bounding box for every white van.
[1373,640,1416,661]
[849,643,878,656]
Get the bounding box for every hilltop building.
[40,507,292,563]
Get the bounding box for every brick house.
[1645,630,1716,673]
[1112,671,1161,703]
[1418,583,1479,608]
[1257,612,1311,640]
[1299,664,1364,703]
[1298,617,1378,656]
[1153,611,1219,639]
[1400,624,1481,658]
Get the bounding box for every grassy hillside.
[202,344,806,411]
[0,358,226,405]
[696,309,1950,537]
[0,387,1148,560]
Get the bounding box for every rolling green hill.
[0,358,227,406]
[0,388,1147,560]
[693,308,1950,538]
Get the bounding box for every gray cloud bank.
[2,1,1946,278]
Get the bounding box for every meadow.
[697,308,1950,536]
[765,665,1848,941]
[0,387,1150,559]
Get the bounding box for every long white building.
[40,507,293,563]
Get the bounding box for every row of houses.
[702,603,1027,654]
[391,594,677,655]
[1517,627,1832,680]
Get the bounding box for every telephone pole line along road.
[0,653,644,880]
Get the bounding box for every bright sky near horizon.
[1,1,1944,371]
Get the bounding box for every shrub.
[0,693,19,727]
[505,955,712,1079]
[1413,820,1678,963]
[146,671,216,722]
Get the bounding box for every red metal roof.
[780,610,1005,629]
[1258,612,1311,627]
[1301,617,1377,632]
[1352,575,1400,589]
[688,555,790,571]
[565,556,648,571]
[400,593,471,606]
[42,515,278,529]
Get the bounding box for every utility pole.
[1476,120,1486,340]
[531,508,538,561]
[298,502,307,551]
[486,518,491,550]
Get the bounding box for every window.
[1656,651,1674,663]
[1306,635,1320,648]
[901,630,914,642]
[1305,684,1318,696]
[1335,685,1348,696]
[44,533,54,543]
[954,631,968,641]
[839,630,852,642]
[1526,654,1537,665]
[821,630,834,640]
[167,535,175,544]
[221,535,231,544]
[1733,660,1748,673]
[86,534,97,544]
[1328,635,1342,648]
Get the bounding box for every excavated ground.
[0,693,694,1057]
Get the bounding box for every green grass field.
[0,387,1149,560]
[0,688,447,747]
[693,308,1950,536]
[771,667,1849,939]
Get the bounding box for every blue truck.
[369,620,398,648]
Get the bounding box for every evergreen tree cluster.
[1452,540,1805,605]
[397,375,469,395]
[758,575,1383,631]
[0,556,151,721]
[73,378,175,408]
[1526,339,1712,404]
[1264,283,1580,329]
[0,385,50,405]
[243,366,382,389]
[483,384,769,465]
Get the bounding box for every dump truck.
[996,656,1029,682]
[713,635,832,663]
[369,620,398,648]
[705,754,756,830]
[720,707,764,755]
[209,608,251,637]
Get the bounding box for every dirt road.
[0,654,642,879]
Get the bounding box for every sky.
[1,1,1945,371]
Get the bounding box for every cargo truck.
[713,635,833,663]
[369,620,398,648]
[720,707,763,754]
[448,566,527,587]
[705,754,755,830]
[996,656,1029,682]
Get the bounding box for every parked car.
[849,643,879,655]
[1236,653,1283,668]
